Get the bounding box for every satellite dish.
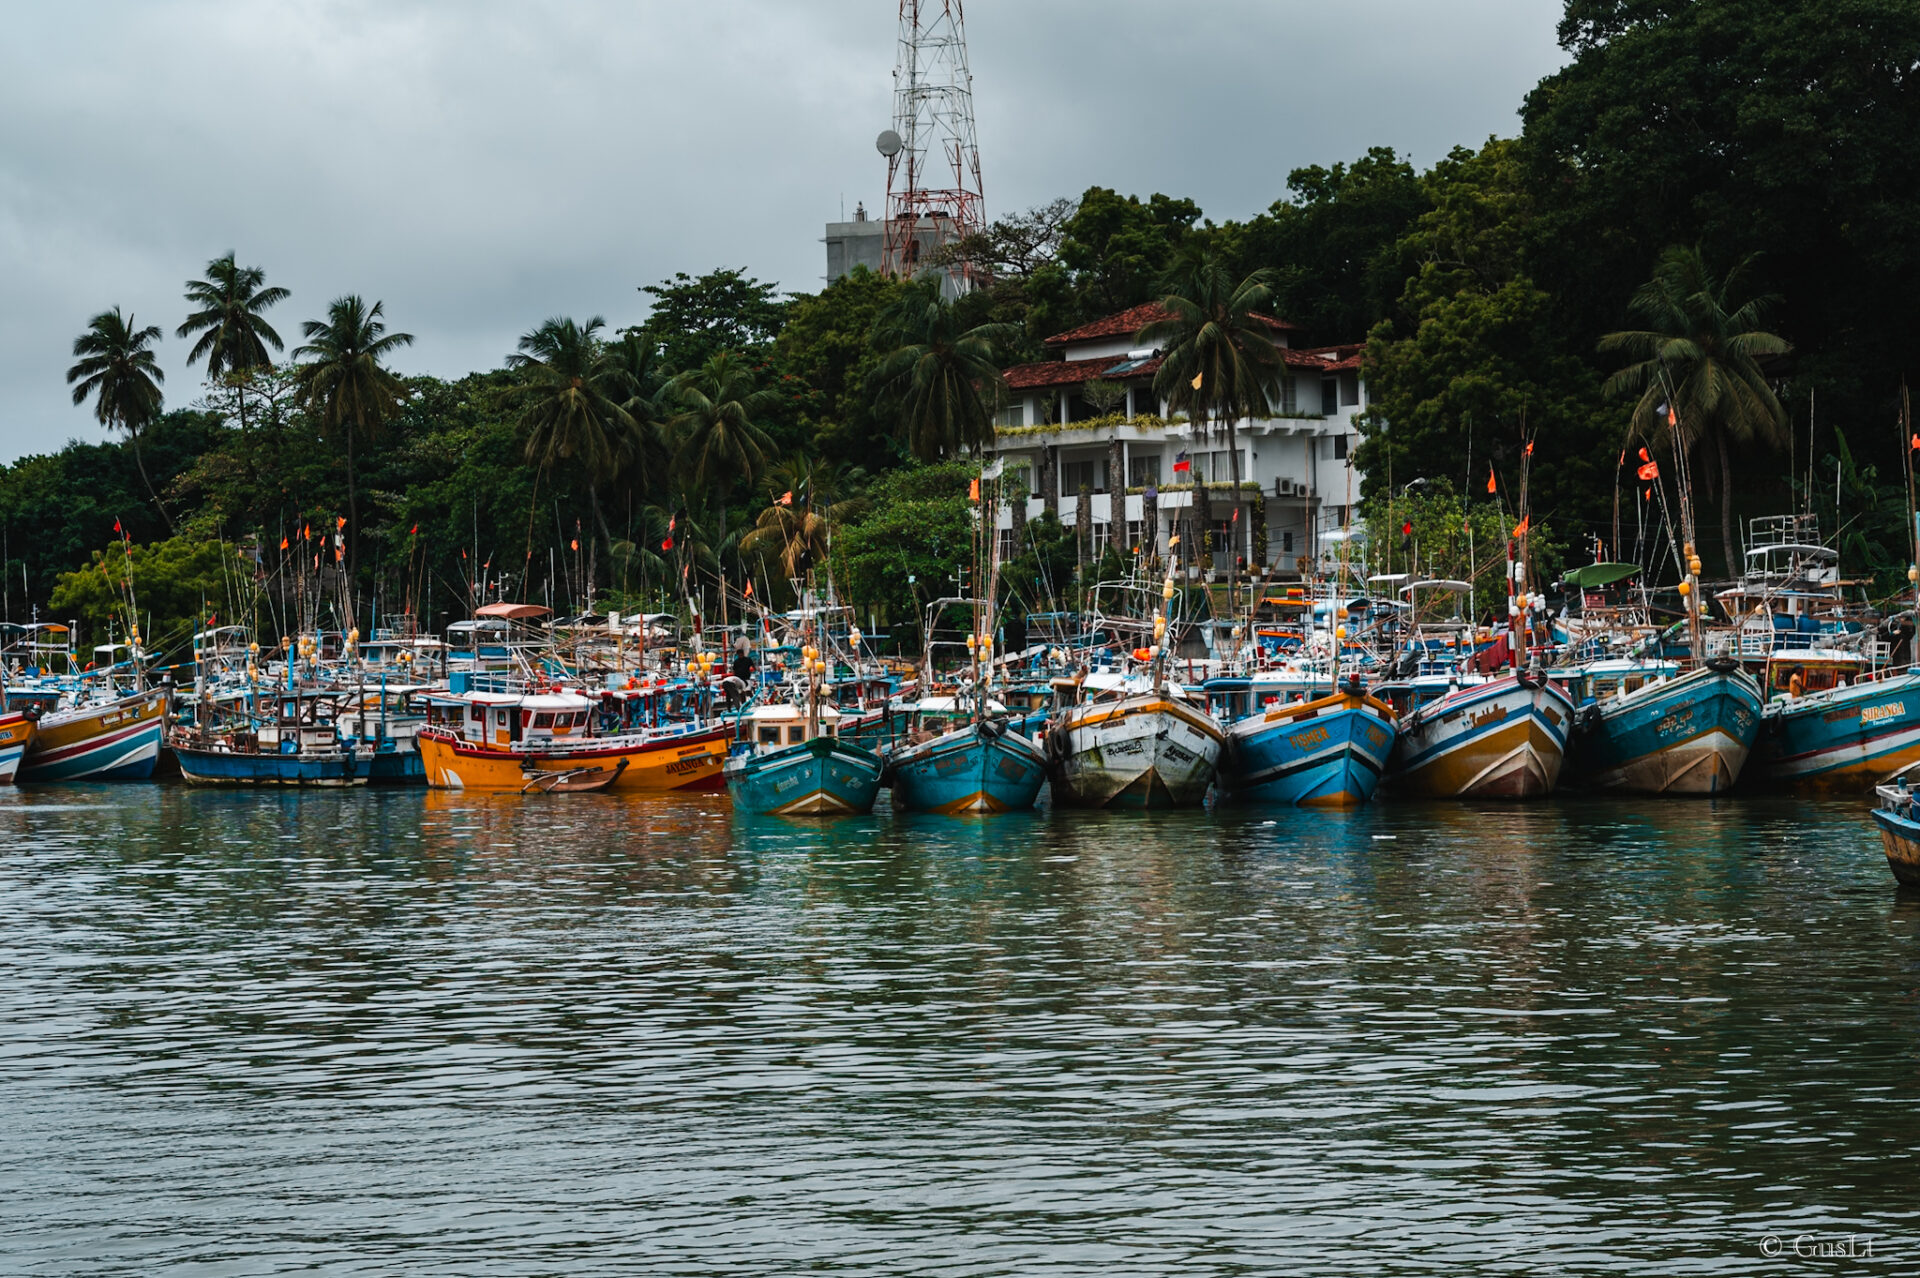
[875,129,904,158]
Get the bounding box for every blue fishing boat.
[1871,780,1920,886]
[1747,652,1920,792]
[727,703,885,815]
[171,690,365,787]
[1568,659,1763,795]
[888,697,1046,813]
[1221,682,1398,807]
[336,682,429,786]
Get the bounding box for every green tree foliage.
[1058,187,1202,313]
[49,536,251,657]
[293,296,414,582]
[998,509,1078,618]
[1356,482,1567,621]
[868,278,1019,461]
[830,461,977,640]
[0,412,221,610]
[775,266,905,462]
[1356,139,1616,538]
[636,268,789,371]
[1223,147,1429,340]
[665,351,779,552]
[1599,246,1792,575]
[1523,0,1920,449]
[175,253,290,437]
[66,307,171,531]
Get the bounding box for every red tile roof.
[1002,355,1163,390]
[1283,344,1366,373]
[1042,302,1297,347]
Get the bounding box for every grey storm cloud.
[0,0,1565,462]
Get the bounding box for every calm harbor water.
[2,787,1916,1275]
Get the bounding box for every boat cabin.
[741,702,844,750]
[424,691,595,747]
[1764,649,1866,699]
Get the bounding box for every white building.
[992,302,1367,575]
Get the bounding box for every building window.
[1339,370,1360,406]
[1283,530,1294,553]
[995,402,1024,428]
[1091,522,1111,556]
[1278,375,1298,415]
[1125,520,1143,551]
[996,529,1016,562]
[1129,386,1158,418]
[1060,459,1100,494]
[1129,455,1161,487]
[1321,378,1339,416]
[1334,433,1349,460]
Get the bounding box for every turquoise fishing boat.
[1749,655,1920,792]
[1221,682,1398,807]
[1568,659,1763,795]
[888,697,1046,813]
[1871,780,1920,886]
[727,702,885,816]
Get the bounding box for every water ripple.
[0,788,1914,1274]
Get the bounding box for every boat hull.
[729,736,886,815]
[1873,804,1920,887]
[1390,674,1573,799]
[1571,665,1763,796]
[19,687,168,782]
[1223,690,1397,808]
[418,726,730,792]
[0,713,35,784]
[1046,692,1223,810]
[1750,672,1920,793]
[890,721,1047,813]
[175,744,364,787]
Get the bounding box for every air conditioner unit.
[1273,478,1293,496]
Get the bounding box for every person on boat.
[1789,671,1805,699]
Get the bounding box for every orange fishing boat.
[417,690,728,791]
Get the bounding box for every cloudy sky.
[0,1,1565,463]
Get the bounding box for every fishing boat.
[1567,658,1764,795]
[334,682,430,786]
[889,696,1047,814]
[18,684,169,782]
[417,688,730,792]
[1045,671,1223,808]
[728,702,886,815]
[1748,654,1920,791]
[1044,568,1225,810]
[888,594,1048,814]
[1386,667,1575,798]
[1221,678,1398,807]
[1871,779,1920,886]
[0,710,36,784]
[172,690,365,787]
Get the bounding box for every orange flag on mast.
[1486,465,1496,494]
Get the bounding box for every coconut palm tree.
[67,307,170,531]
[1138,247,1283,567]
[292,296,413,582]
[868,277,1020,461]
[739,460,865,589]
[176,252,290,433]
[1600,246,1792,576]
[506,317,647,578]
[665,351,780,558]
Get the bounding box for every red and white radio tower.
[876,0,984,289]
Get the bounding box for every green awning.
[1564,562,1642,588]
